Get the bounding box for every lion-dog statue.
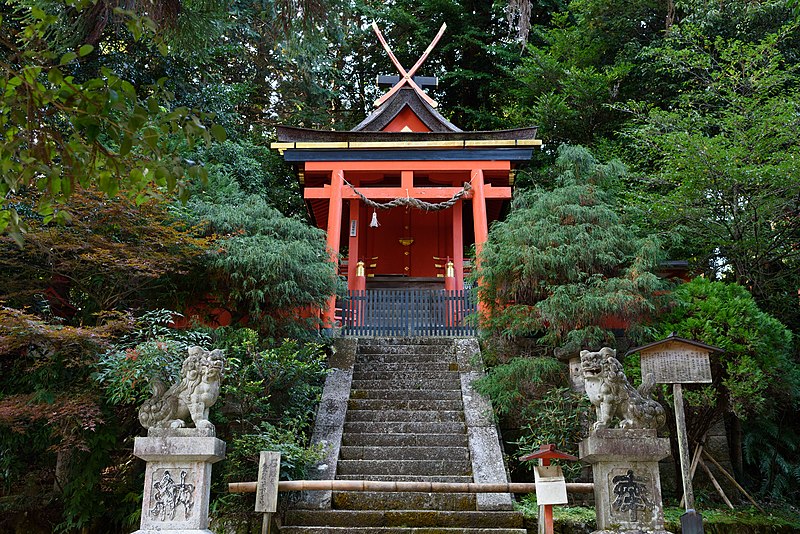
[581,347,665,432]
[138,346,225,433]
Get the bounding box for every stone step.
[331,491,477,511]
[280,527,526,534]
[348,399,464,411]
[350,389,462,401]
[336,459,471,476]
[353,370,461,381]
[351,379,461,391]
[356,354,457,365]
[341,433,469,448]
[346,410,464,423]
[358,345,454,356]
[344,421,466,435]
[357,337,455,347]
[339,446,469,461]
[336,474,474,483]
[284,510,524,529]
[354,362,457,373]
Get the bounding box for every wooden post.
[255,452,281,534]
[347,199,360,290]
[538,457,554,534]
[680,443,703,508]
[471,168,488,257]
[324,169,344,327]
[697,457,734,510]
[452,199,464,290]
[674,383,695,510]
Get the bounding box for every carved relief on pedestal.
[148,468,196,522]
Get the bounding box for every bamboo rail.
[229,480,594,494]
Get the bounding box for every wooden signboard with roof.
[627,333,723,531]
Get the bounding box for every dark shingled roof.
[275,86,539,143]
[276,125,539,143]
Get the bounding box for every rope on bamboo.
[343,178,471,211]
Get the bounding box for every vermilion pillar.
[471,168,488,256]
[471,168,489,318]
[325,169,344,327]
[452,199,464,290]
[347,199,360,290]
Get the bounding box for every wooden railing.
[339,289,476,337]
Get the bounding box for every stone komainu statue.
[138,346,225,433]
[581,347,666,432]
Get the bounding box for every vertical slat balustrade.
[340,288,476,337]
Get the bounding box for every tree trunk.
[727,414,744,480]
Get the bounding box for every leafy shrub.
[652,277,800,501]
[476,145,665,351]
[214,335,329,433]
[474,356,565,419]
[474,356,589,479]
[514,387,589,480]
[93,309,212,405]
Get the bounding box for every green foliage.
[477,145,666,350]
[474,355,587,479]
[194,140,305,217]
[620,17,800,332]
[657,278,797,421]
[223,425,323,484]
[652,277,800,500]
[742,416,800,503]
[515,386,589,480]
[474,356,564,417]
[210,333,328,515]
[0,0,222,243]
[182,168,339,337]
[214,335,329,433]
[93,309,212,405]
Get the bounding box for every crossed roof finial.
[371,21,447,109]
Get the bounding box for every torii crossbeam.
[372,21,447,109]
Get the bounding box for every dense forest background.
[1,0,799,532]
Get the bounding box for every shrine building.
[272,24,541,334]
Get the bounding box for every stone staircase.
[280,337,525,534]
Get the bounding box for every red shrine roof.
[274,89,538,146]
[273,21,540,154]
[353,86,461,132]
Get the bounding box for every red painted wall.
[382,106,432,132]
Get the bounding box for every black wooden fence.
[339,289,476,337]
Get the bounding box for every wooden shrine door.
[364,207,448,278]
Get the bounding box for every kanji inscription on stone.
[640,346,712,384]
[610,469,654,524]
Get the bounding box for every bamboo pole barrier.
[701,450,764,513]
[697,457,735,510]
[680,443,704,508]
[229,480,594,494]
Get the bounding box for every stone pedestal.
[579,429,670,534]
[132,434,226,534]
